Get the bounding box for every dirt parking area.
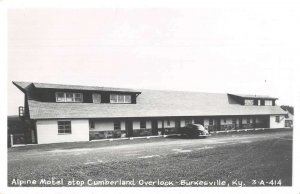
[8,128,292,187]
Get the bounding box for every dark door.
[239,117,243,129]
[261,116,270,128]
[125,120,133,137]
[151,120,158,135]
[175,119,181,129]
[216,118,221,131]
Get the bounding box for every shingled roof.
[13,81,141,93]
[229,93,278,100]
[26,89,286,119]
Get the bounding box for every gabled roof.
[12,81,32,92]
[26,89,287,119]
[13,81,141,94]
[229,93,278,100]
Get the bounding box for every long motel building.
[13,81,288,144]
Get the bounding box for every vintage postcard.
[1,0,299,194]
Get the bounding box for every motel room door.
[151,120,158,135]
[125,120,133,137]
[239,117,243,129]
[216,118,221,131]
[175,119,181,129]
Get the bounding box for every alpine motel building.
[13,81,288,144]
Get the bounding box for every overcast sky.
[7,7,297,115]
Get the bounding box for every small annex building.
[13,81,288,144]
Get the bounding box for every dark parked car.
[179,124,210,138]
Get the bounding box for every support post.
[10,134,13,147]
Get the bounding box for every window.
[232,119,236,125]
[125,95,131,103]
[58,121,71,134]
[110,94,132,103]
[276,116,280,123]
[209,118,213,125]
[114,121,121,130]
[185,119,192,125]
[167,120,171,126]
[92,94,101,103]
[74,93,83,102]
[223,118,226,123]
[66,93,73,102]
[55,92,83,102]
[56,92,65,102]
[140,120,146,129]
[247,117,251,124]
[244,99,254,106]
[110,94,118,103]
[265,100,272,106]
[90,120,95,129]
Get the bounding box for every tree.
[280,105,294,115]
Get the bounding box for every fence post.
[10,134,14,147]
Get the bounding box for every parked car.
[179,124,210,138]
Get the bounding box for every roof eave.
[12,81,28,93]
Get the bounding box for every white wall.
[270,115,285,128]
[36,119,89,144]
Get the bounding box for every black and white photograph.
[1,0,299,194]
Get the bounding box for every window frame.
[74,93,83,102]
[55,92,83,103]
[110,94,132,103]
[244,99,254,106]
[185,119,192,125]
[140,120,146,129]
[65,92,74,102]
[92,93,101,104]
[265,100,273,106]
[57,120,72,135]
[167,119,171,126]
[232,118,237,125]
[114,121,121,130]
[125,95,132,103]
[247,117,251,124]
[209,118,213,125]
[56,92,66,102]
